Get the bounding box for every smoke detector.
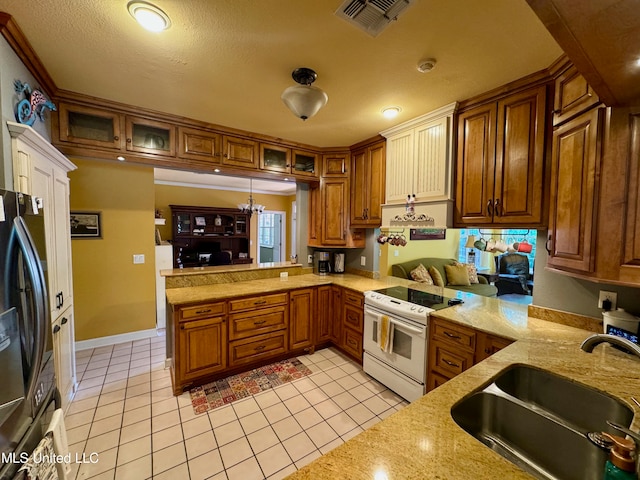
[417,58,437,73]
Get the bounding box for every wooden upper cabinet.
[260,143,291,174]
[494,86,547,225]
[547,106,604,274]
[292,150,319,178]
[56,102,123,149]
[307,185,321,247]
[321,177,349,245]
[455,103,497,225]
[125,116,176,157]
[178,127,221,163]
[323,153,348,176]
[350,140,385,227]
[222,136,259,169]
[553,65,600,126]
[455,84,547,227]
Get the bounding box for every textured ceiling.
[1,0,562,148]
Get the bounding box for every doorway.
[258,211,286,263]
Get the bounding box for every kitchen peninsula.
[165,271,640,479]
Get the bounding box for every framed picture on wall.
[409,228,446,240]
[70,212,102,239]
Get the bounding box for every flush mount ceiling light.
[127,1,171,32]
[281,68,329,121]
[382,106,401,119]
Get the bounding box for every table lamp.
[465,235,476,264]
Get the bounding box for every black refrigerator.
[0,188,59,480]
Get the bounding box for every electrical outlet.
[394,250,399,257]
[307,254,313,264]
[133,254,145,264]
[598,290,617,310]
[360,256,366,266]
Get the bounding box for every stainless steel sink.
[451,392,608,480]
[450,365,634,480]
[494,365,633,434]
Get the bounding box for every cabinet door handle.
[60,292,64,308]
[195,309,212,314]
[485,348,491,354]
[61,317,68,325]
[254,320,266,325]
[253,300,267,305]
[494,199,501,216]
[114,135,119,141]
[486,200,494,217]
[443,331,461,340]
[254,345,266,351]
[126,138,132,143]
[53,325,60,334]
[443,359,460,368]
[546,234,552,255]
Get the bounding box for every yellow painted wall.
[69,159,156,341]
[379,229,461,276]
[155,184,296,261]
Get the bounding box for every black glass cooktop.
[374,286,463,310]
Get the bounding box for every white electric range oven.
[363,286,462,402]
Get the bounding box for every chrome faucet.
[581,334,640,359]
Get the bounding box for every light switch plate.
[133,254,145,264]
[360,256,366,266]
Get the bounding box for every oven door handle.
[388,319,425,335]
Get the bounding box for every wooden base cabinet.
[289,288,315,351]
[315,286,333,344]
[427,317,513,392]
[178,316,227,382]
[52,306,75,411]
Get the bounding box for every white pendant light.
[281,68,328,121]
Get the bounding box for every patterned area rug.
[189,357,313,414]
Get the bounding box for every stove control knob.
[410,305,416,311]
[418,308,425,313]
[376,294,382,299]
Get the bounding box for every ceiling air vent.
[335,0,416,37]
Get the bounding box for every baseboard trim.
[75,328,159,351]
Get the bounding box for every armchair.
[494,253,533,296]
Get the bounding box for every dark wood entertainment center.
[169,205,252,268]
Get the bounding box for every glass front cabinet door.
[57,103,123,149]
[293,150,319,178]
[125,116,176,156]
[260,143,291,174]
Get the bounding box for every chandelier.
[238,179,265,217]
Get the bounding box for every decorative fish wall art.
[13,80,56,126]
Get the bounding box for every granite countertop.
[165,273,640,479]
[160,261,303,277]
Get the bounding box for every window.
[259,213,275,247]
[458,229,537,267]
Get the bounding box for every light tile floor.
[66,336,409,480]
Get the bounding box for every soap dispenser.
[602,433,638,480]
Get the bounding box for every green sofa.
[391,258,498,297]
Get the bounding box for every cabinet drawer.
[432,343,474,377]
[427,370,454,392]
[342,327,363,361]
[180,302,225,321]
[229,305,287,340]
[431,319,476,352]
[229,331,287,367]
[343,304,363,334]
[229,293,288,313]
[343,289,363,308]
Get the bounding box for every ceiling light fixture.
[281,68,328,121]
[382,107,401,119]
[127,1,171,32]
[238,179,265,217]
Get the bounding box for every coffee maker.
[314,251,331,275]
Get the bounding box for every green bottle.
[603,433,638,480]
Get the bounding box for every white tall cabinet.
[381,102,457,204]
[8,121,78,411]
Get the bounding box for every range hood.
[381,200,453,229]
